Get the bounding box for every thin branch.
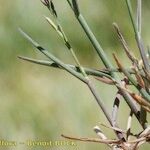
[137,0,142,35]
[100,124,126,134]
[128,135,150,144]
[95,77,114,85]
[133,67,145,88]
[68,0,114,71]
[87,80,126,141]
[19,55,144,76]
[61,134,121,144]
[101,67,144,75]
[113,23,138,66]
[44,1,87,78]
[125,0,150,73]
[18,28,87,84]
[18,56,112,78]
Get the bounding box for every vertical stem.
[137,0,142,35]
[87,80,125,141]
[125,0,150,73]
[136,0,148,128]
[45,2,87,78]
[76,14,114,70]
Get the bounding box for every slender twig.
[45,16,87,77]
[136,0,148,128]
[133,68,145,88]
[18,56,112,79]
[44,1,87,78]
[95,76,114,85]
[101,67,144,75]
[61,134,121,144]
[19,55,144,76]
[100,124,126,134]
[87,80,125,141]
[19,28,87,83]
[125,0,150,73]
[128,135,150,144]
[113,23,138,66]
[70,0,114,71]
[137,0,142,35]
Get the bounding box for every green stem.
[137,0,142,35]
[125,0,150,73]
[46,2,88,78]
[18,56,112,79]
[68,0,147,129]
[19,28,87,84]
[87,80,125,141]
[77,14,114,71]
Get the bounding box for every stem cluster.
[19,0,150,149]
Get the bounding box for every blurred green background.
[0,0,150,149]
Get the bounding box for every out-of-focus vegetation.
[0,0,150,149]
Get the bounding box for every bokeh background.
[0,0,150,149]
